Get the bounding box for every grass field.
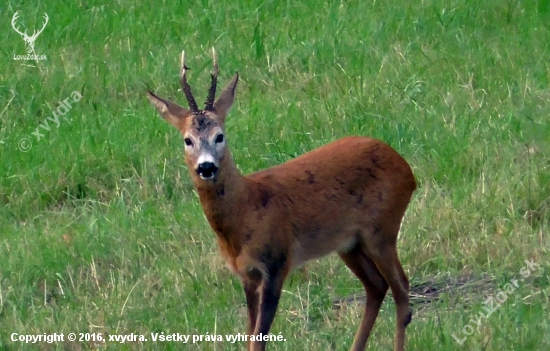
[1,0,549,349]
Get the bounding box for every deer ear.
[213,73,239,122]
[147,91,190,128]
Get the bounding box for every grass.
[1,0,549,349]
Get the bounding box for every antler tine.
[11,11,27,36]
[39,13,49,32]
[205,47,219,111]
[180,50,199,113]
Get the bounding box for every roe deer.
[147,49,416,351]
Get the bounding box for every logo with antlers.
[11,11,49,54]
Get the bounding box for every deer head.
[11,11,49,54]
[147,49,239,181]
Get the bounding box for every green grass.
[1,0,549,349]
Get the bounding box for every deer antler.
[11,11,27,38]
[29,13,49,40]
[180,51,199,113]
[204,47,219,111]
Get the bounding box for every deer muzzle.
[196,162,219,179]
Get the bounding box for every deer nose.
[197,162,219,179]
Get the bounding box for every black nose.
[197,162,218,179]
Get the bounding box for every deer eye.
[184,138,193,147]
[215,134,224,144]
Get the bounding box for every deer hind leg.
[339,245,389,351]
[366,241,411,351]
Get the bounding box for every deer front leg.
[250,255,289,351]
[250,276,284,351]
[243,275,260,351]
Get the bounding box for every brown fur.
[147,51,416,351]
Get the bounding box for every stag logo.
[11,11,48,61]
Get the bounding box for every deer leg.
[339,245,389,351]
[243,277,260,351]
[250,264,287,351]
[367,243,411,351]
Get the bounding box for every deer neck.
[193,150,248,238]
